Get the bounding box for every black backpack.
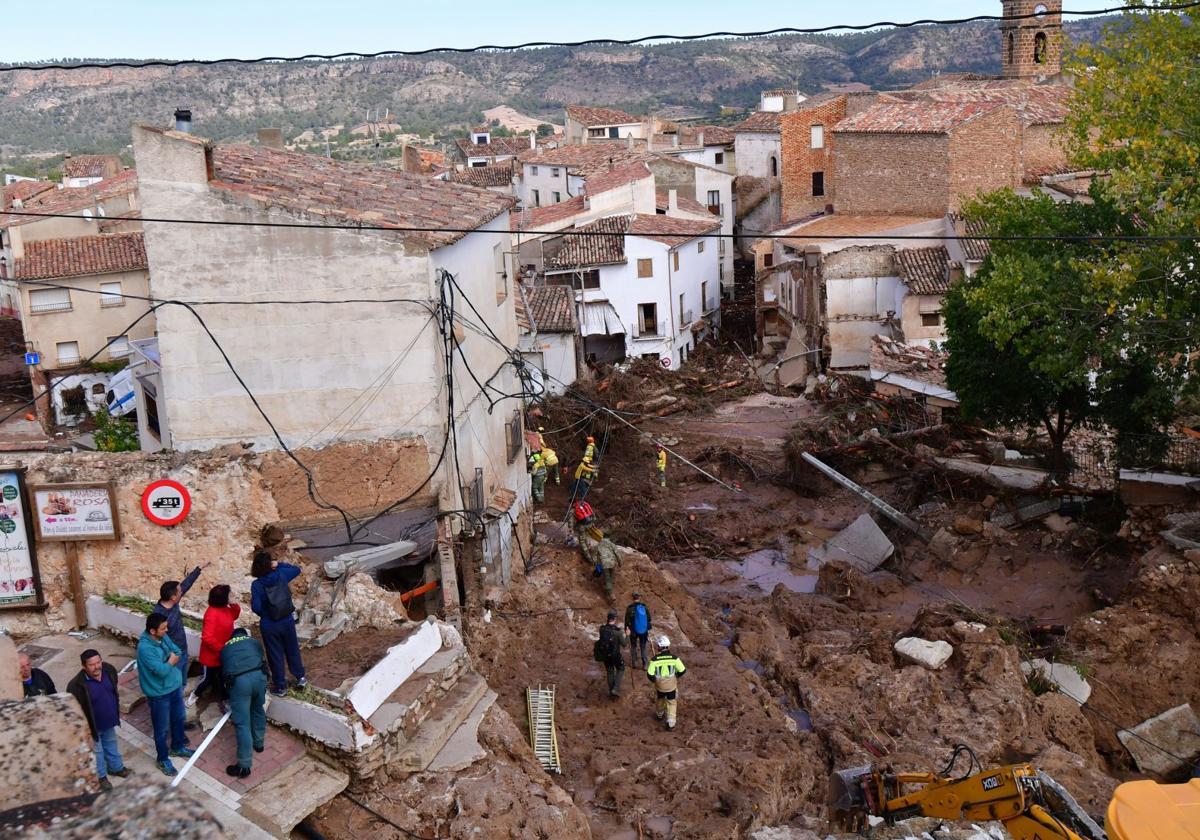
[593,626,620,664]
[263,578,295,621]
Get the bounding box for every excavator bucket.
[828,766,873,832]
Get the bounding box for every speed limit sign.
[660,356,672,369]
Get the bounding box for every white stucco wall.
[673,146,734,173]
[734,133,781,179]
[520,163,573,207]
[518,332,576,395]
[691,167,736,292]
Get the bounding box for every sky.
[0,1,1063,63]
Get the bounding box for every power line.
[1,2,1194,72]
[5,207,1200,242]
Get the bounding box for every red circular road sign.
[141,479,192,527]
[660,356,672,369]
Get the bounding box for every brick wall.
[1022,122,1069,178]
[834,133,950,216]
[948,106,1023,210]
[780,96,847,221]
[1000,1,1063,79]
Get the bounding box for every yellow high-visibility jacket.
[646,652,686,693]
[541,447,558,467]
[584,442,596,462]
[574,460,596,481]
[656,450,667,471]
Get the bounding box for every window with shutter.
[29,287,71,314]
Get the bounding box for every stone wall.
[780,97,847,220]
[1023,122,1070,179]
[947,106,1023,210]
[0,695,96,808]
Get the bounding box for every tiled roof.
[447,161,516,188]
[512,195,587,232]
[734,111,783,133]
[655,189,713,217]
[521,284,576,333]
[583,161,652,195]
[0,170,139,227]
[950,214,991,262]
[519,144,649,178]
[692,125,735,145]
[210,144,516,249]
[12,232,146,280]
[777,213,942,248]
[897,246,959,296]
[565,105,640,127]
[627,213,720,247]
[834,102,1004,134]
[890,84,1072,127]
[2,179,56,209]
[545,215,629,270]
[62,154,122,180]
[454,136,532,159]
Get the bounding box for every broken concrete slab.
[1161,513,1200,552]
[807,514,894,573]
[238,753,349,837]
[396,671,489,772]
[1041,513,1074,534]
[1020,659,1091,705]
[345,619,441,720]
[1120,470,1200,507]
[989,499,1061,529]
[427,689,497,773]
[934,458,1052,494]
[894,637,953,670]
[1117,703,1200,776]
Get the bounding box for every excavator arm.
[829,746,1107,840]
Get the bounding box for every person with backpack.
[623,592,652,669]
[646,635,687,731]
[582,531,621,601]
[594,610,627,699]
[528,449,547,503]
[250,551,307,697]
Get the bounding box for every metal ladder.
[526,684,561,774]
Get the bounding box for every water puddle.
[734,548,818,595]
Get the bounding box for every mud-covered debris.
[808,513,894,573]
[1021,659,1092,705]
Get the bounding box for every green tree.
[944,191,1181,470]
[536,123,555,138]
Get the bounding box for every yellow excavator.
[829,745,1200,840]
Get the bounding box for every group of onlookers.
[17,549,307,785]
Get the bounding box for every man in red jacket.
[187,584,241,709]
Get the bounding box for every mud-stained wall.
[0,695,96,805]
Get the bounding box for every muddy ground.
[321,356,1200,839]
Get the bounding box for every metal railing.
[30,301,72,314]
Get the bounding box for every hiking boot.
[108,767,132,778]
[270,687,287,698]
[253,743,264,753]
[157,760,177,777]
[292,677,308,689]
[98,777,113,793]
[226,764,251,778]
[170,747,196,759]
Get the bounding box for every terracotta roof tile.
[2,180,56,209]
[512,194,588,232]
[734,111,782,133]
[1,170,139,227]
[834,102,1004,134]
[519,144,649,178]
[949,214,991,262]
[545,214,629,270]
[887,84,1072,127]
[62,154,123,180]
[13,232,146,280]
[565,105,640,127]
[582,161,653,195]
[627,213,720,247]
[522,284,575,333]
[447,161,516,188]
[454,136,532,159]
[210,144,515,249]
[897,246,958,296]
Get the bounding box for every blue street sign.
[24,352,39,366]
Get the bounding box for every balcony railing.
[30,301,72,314]
[631,321,666,340]
[57,354,81,366]
[681,309,694,326]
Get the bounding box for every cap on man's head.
[607,610,617,621]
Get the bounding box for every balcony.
[631,321,667,340]
[30,301,72,314]
[703,298,719,314]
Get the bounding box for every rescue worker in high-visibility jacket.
[541,446,560,485]
[655,445,667,488]
[646,636,687,731]
[528,450,547,503]
[572,457,596,497]
[535,426,548,450]
[584,435,599,481]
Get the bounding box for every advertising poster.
[0,470,36,605]
[31,483,120,541]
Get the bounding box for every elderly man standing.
[18,652,56,698]
[67,649,131,792]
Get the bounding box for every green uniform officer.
[220,628,269,778]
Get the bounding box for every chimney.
[174,108,193,133]
[627,134,635,151]
[668,189,679,214]
[672,134,679,149]
[698,131,705,147]
[529,132,536,151]
[257,128,284,150]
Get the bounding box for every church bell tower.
[1000,1,1063,79]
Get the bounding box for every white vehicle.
[104,369,136,417]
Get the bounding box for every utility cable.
[1,2,1195,71]
[6,207,1200,243]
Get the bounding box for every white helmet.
[657,635,670,648]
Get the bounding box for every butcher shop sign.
[30,483,121,542]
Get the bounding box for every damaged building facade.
[131,125,532,602]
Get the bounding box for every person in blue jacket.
[137,613,195,776]
[250,551,307,697]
